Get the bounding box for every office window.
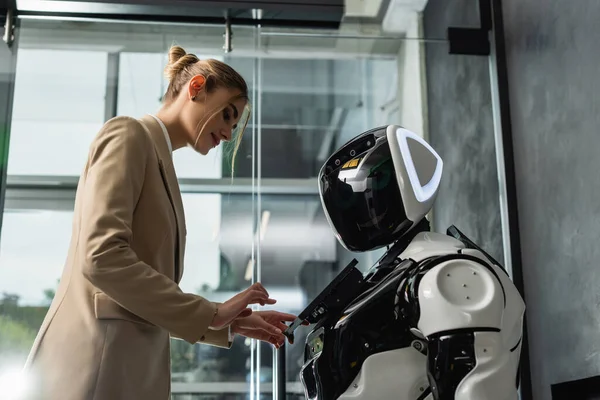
[7,49,108,177]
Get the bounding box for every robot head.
[318,125,443,252]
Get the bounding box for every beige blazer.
[22,115,231,400]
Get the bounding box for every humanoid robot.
[284,125,525,400]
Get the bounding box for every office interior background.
[0,0,598,399]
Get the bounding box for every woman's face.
[184,84,248,155]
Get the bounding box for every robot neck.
[379,218,431,266]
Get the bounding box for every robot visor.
[319,138,411,252]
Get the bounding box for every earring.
[191,96,196,101]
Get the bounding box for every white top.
[149,114,172,154]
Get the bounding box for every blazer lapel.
[139,115,186,282]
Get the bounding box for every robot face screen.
[319,134,411,252]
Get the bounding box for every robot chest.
[303,276,428,400]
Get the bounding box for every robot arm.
[414,254,516,400]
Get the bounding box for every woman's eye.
[223,109,231,121]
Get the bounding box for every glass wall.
[0,20,258,399]
[0,17,407,399]
[0,7,505,400]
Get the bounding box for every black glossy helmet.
[318,125,443,252]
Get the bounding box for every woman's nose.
[220,128,232,141]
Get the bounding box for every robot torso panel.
[284,126,526,400]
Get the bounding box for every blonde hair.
[163,45,249,174]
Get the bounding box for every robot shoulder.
[414,253,506,338]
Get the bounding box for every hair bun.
[164,45,199,82]
[168,45,187,65]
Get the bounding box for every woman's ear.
[188,75,207,100]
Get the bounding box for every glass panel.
[230,40,399,180]
[7,49,107,176]
[11,20,260,181]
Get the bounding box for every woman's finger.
[270,335,284,348]
[244,290,276,305]
[252,317,283,335]
[269,331,286,346]
[233,314,281,334]
[273,311,297,322]
[241,291,264,305]
[255,310,297,322]
[252,282,269,297]
[233,283,268,304]
[243,317,284,339]
[277,322,289,332]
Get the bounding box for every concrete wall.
[424,0,600,397]
[502,1,600,398]
[423,0,504,263]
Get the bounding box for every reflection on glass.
[228,56,399,180]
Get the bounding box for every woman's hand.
[231,310,298,348]
[209,283,276,330]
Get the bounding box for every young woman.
[22,45,297,400]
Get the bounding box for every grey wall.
[424,0,600,398]
[423,0,504,263]
[502,1,600,398]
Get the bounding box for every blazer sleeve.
[79,116,227,346]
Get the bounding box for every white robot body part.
[334,232,524,400]
[293,125,525,400]
[337,347,430,400]
[386,126,443,225]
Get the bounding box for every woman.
[21,45,297,400]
